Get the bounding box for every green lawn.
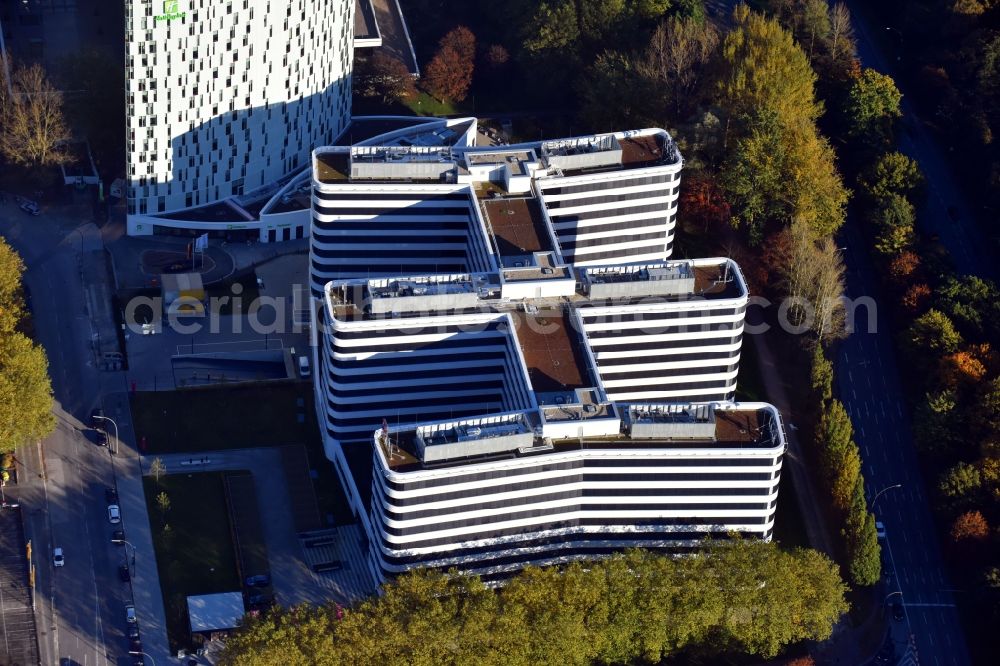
[131,382,318,454]
[144,472,241,653]
[403,91,457,116]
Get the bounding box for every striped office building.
[310,147,497,295]
[575,259,748,403]
[364,401,785,581]
[534,132,681,265]
[317,275,537,447]
[309,127,682,296]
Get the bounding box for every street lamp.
[129,651,156,665]
[871,483,903,508]
[94,415,120,455]
[113,537,137,576]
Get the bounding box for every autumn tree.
[887,250,921,286]
[484,44,510,69]
[423,27,476,102]
[844,68,903,146]
[950,510,990,543]
[0,60,71,168]
[901,283,932,314]
[679,171,731,232]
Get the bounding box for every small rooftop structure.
[187,592,245,635]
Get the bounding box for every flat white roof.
[187,592,245,633]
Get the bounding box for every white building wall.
[125,0,353,221]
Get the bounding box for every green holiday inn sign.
[154,0,186,22]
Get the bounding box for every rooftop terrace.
[377,404,782,472]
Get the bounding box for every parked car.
[90,407,104,428]
[127,625,140,640]
[244,574,271,587]
[298,356,311,378]
[53,547,64,567]
[891,601,905,622]
[19,201,39,216]
[105,487,119,504]
[875,521,886,540]
[112,529,125,544]
[130,639,143,653]
[108,504,121,524]
[125,604,136,623]
[247,594,269,606]
[119,564,131,582]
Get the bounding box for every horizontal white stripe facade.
[537,164,681,265]
[363,404,785,579]
[310,183,496,294]
[318,306,536,446]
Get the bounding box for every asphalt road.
[2,199,169,665]
[838,221,969,666]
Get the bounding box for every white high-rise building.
[125,0,354,238]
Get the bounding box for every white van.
[298,356,311,378]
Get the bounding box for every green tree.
[579,52,648,131]
[716,6,821,131]
[844,68,903,145]
[0,332,55,453]
[0,238,26,335]
[523,0,581,56]
[811,344,834,403]
[220,544,849,665]
[905,309,963,356]
[934,275,1000,341]
[816,400,860,511]
[847,510,881,586]
[938,461,983,501]
[871,193,916,255]
[859,151,924,202]
[800,0,832,59]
